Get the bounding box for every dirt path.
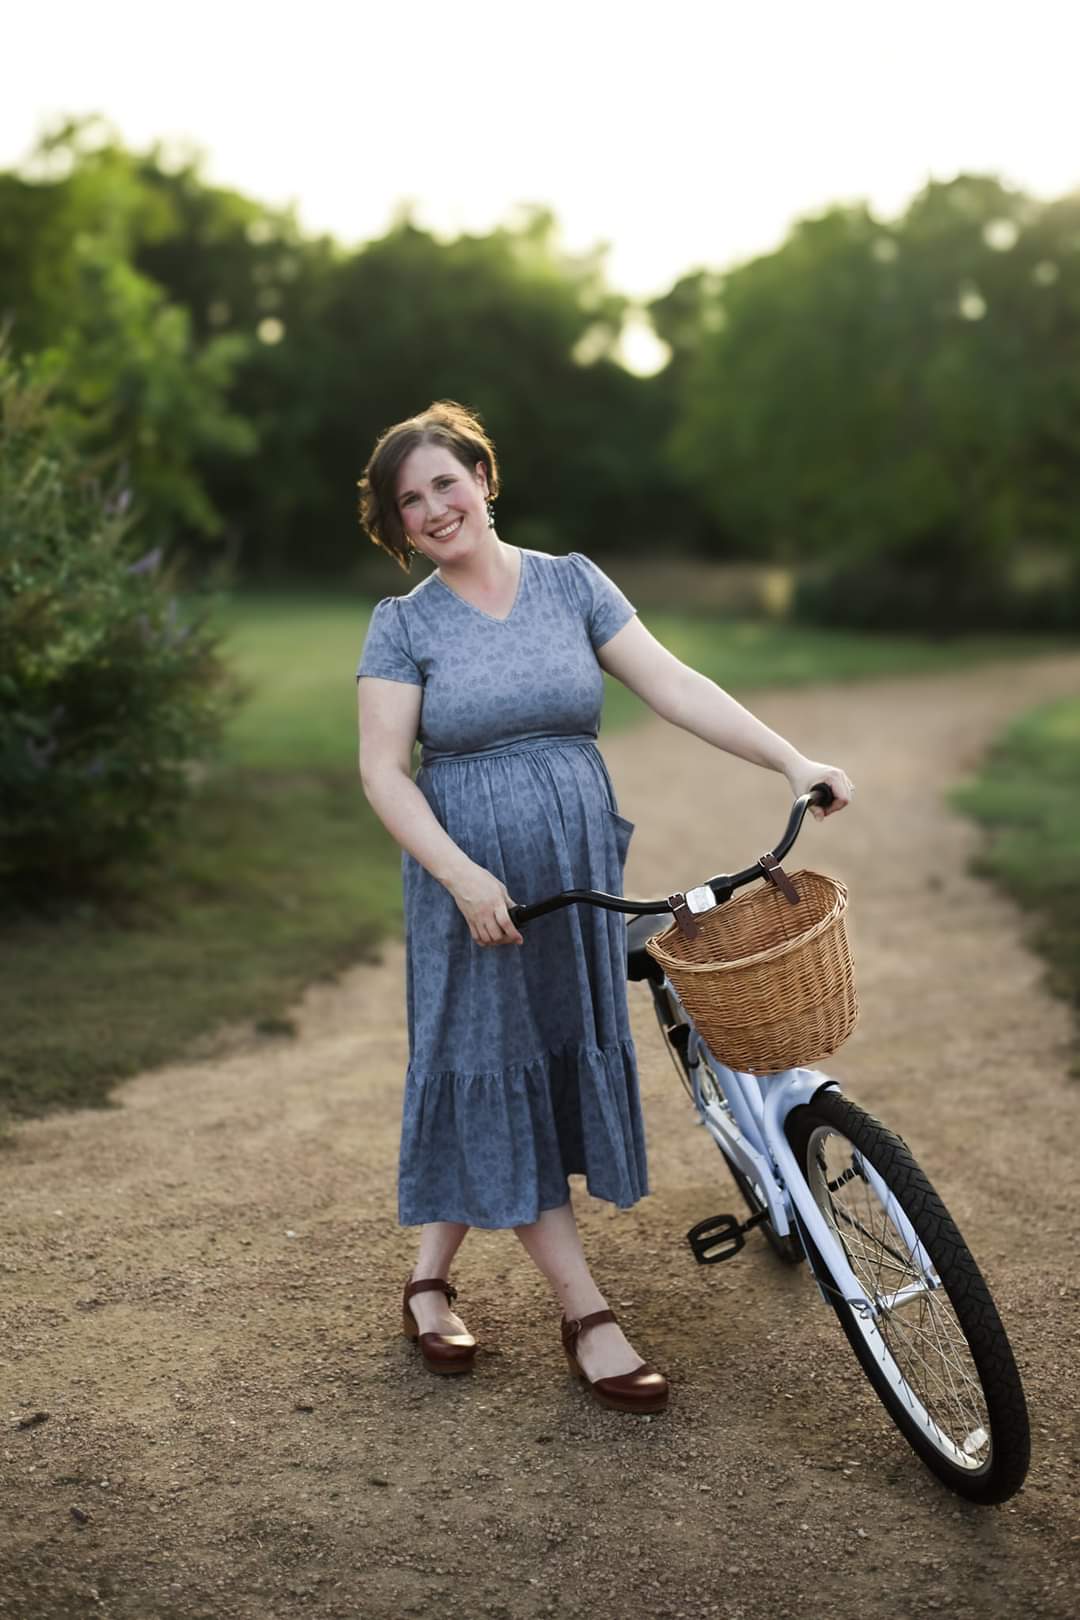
[3,656,1079,1620]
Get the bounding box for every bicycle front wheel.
[785,1091,1030,1503]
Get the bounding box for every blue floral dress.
[356,548,649,1228]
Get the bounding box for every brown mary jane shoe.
[561,1308,669,1414]
[402,1278,477,1375]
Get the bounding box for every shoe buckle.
[445,1283,458,1303]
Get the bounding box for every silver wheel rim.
[805,1125,991,1471]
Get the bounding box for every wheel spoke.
[809,1126,990,1463]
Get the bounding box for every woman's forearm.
[660,665,806,779]
[361,767,475,892]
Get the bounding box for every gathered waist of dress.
[419,732,599,770]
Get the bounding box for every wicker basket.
[644,869,857,1073]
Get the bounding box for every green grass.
[952,695,1080,1071]
[1,589,1073,1125]
[0,772,404,1121]
[221,594,369,769]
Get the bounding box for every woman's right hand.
[446,861,524,947]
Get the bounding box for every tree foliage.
[0,348,233,896]
[3,121,1079,625]
[0,121,256,552]
[660,176,1080,626]
[1,125,701,577]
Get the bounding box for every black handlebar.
[508,782,835,928]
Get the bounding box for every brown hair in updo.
[358,400,501,573]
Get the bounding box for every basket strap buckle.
[757,853,800,905]
[667,892,701,939]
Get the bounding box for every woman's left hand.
[785,758,854,820]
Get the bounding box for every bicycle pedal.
[687,1212,746,1265]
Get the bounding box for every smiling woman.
[355,401,670,1404]
[353,398,851,1411]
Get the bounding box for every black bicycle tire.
[785,1091,1030,1503]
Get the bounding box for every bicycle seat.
[625,913,671,984]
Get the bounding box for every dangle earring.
[485,496,497,529]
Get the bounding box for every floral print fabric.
[357,550,650,1227]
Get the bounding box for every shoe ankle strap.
[563,1307,617,1347]
[404,1278,457,1305]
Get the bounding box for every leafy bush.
[0,351,234,896]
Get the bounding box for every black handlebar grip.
[810,780,835,808]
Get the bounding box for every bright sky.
[7,1,1080,370]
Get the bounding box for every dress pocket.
[606,808,636,869]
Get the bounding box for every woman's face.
[395,444,489,565]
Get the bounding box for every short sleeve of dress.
[356,597,423,685]
[566,552,637,651]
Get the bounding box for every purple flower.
[127,546,163,577]
[106,487,133,518]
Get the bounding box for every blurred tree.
[0,120,255,552]
[125,200,695,578]
[1002,190,1080,573]
[7,122,1076,620]
[664,176,1080,626]
[121,143,340,571]
[648,267,736,555]
[241,208,686,577]
[0,124,715,580]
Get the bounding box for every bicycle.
[509,785,1031,1504]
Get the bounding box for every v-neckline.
[432,549,526,624]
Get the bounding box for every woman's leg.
[407,1220,472,1336]
[514,1199,652,1381]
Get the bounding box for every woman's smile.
[429,515,464,541]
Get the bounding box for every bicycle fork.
[691,1063,940,1322]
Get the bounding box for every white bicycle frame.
[662,982,940,1320]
